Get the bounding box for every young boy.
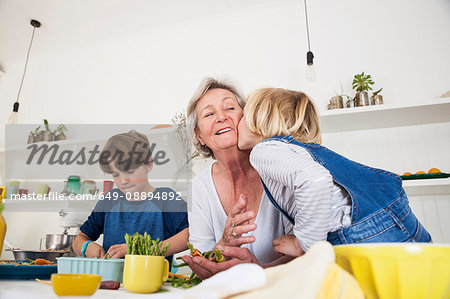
[73,130,189,262]
[237,88,431,257]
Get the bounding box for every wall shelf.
[403,178,450,196]
[320,97,450,133]
[0,125,177,153]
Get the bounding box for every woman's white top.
[188,164,294,264]
[249,140,352,252]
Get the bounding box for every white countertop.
[0,263,267,299]
[0,280,185,299]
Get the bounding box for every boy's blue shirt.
[80,187,188,256]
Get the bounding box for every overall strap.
[262,135,294,144]
[260,178,295,225]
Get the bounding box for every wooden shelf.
[320,97,450,133]
[403,178,450,196]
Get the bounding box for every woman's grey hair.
[187,77,245,159]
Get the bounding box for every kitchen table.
[0,280,186,299]
[0,263,267,299]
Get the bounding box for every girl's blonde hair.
[244,88,321,144]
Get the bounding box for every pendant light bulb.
[306,51,316,81]
[8,103,20,124]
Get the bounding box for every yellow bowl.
[334,243,450,299]
[51,273,102,296]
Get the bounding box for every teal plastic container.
[56,257,124,282]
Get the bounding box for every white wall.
[1,0,449,133]
[1,0,450,257]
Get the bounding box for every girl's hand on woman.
[272,234,305,257]
[218,194,257,247]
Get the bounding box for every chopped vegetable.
[34,258,52,265]
[1,259,55,265]
[168,272,190,279]
[178,243,224,265]
[167,272,202,288]
[187,242,202,257]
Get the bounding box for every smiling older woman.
[181,78,293,278]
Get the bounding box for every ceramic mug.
[103,181,114,194]
[5,186,18,199]
[18,189,29,195]
[8,181,20,188]
[123,255,169,293]
[5,181,20,198]
[36,184,49,196]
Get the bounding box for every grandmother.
[181,78,293,278]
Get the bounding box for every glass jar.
[82,180,98,195]
[67,176,81,195]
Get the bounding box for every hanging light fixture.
[303,0,316,82]
[8,19,41,124]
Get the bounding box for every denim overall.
[260,136,432,245]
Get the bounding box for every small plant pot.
[43,131,55,142]
[371,95,383,105]
[27,134,34,144]
[330,96,344,109]
[55,133,67,141]
[346,99,356,108]
[35,132,45,142]
[355,91,370,106]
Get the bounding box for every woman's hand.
[85,242,106,258]
[180,245,260,279]
[217,194,257,248]
[105,243,128,258]
[272,234,305,257]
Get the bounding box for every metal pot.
[43,234,76,251]
[346,98,356,108]
[43,131,55,142]
[55,133,67,141]
[329,96,344,110]
[371,95,383,105]
[12,250,68,262]
[355,91,370,106]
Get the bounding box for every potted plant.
[42,119,55,142]
[28,126,41,144]
[344,95,356,108]
[123,232,170,293]
[370,88,383,105]
[352,72,375,106]
[330,84,353,109]
[54,124,68,141]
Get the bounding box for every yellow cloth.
[229,241,364,299]
[316,263,364,299]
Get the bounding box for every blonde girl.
[238,88,431,257]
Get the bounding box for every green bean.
[167,274,202,288]
[124,232,170,257]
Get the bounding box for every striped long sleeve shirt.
[250,140,352,251]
